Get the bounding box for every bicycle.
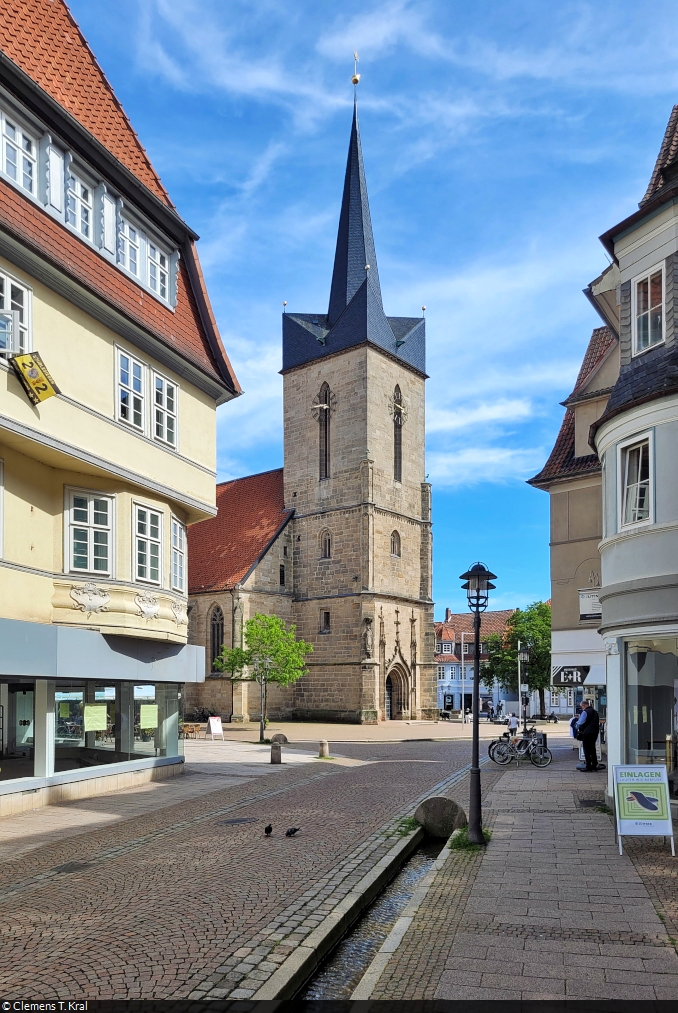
[489,728,552,767]
[487,725,536,761]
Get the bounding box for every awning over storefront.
[551,660,606,686]
[0,618,205,683]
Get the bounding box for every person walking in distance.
[577,699,600,772]
[507,712,519,736]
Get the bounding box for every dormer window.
[148,242,168,300]
[66,172,92,239]
[633,265,664,353]
[119,219,139,276]
[3,116,36,194]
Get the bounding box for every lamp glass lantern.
[459,562,497,613]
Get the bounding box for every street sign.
[207,715,225,740]
[613,764,674,856]
[551,666,589,686]
[520,684,529,692]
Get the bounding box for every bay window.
[171,517,186,593]
[67,490,113,576]
[135,504,162,584]
[620,435,652,527]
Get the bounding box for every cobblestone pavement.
[0,738,479,1000]
[369,742,678,1001]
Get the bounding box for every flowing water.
[298,838,444,1000]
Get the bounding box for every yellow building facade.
[0,1,239,812]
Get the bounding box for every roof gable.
[641,104,678,208]
[188,470,293,593]
[0,0,169,204]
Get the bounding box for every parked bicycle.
[488,727,552,767]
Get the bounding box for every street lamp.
[518,643,531,734]
[460,561,497,845]
[252,654,272,742]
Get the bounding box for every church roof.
[282,99,426,376]
[188,469,293,594]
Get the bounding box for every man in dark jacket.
[577,700,600,771]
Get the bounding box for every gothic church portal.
[187,100,436,723]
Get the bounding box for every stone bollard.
[271,741,282,764]
[414,796,467,838]
[271,733,288,744]
[318,739,329,758]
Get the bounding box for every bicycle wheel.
[530,744,552,767]
[491,741,513,765]
[488,740,498,760]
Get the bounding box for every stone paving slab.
[362,745,678,1001]
[0,737,484,1000]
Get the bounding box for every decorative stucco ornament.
[171,601,188,626]
[605,639,620,656]
[135,592,160,620]
[70,582,110,617]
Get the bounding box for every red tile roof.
[435,609,517,642]
[528,326,616,488]
[188,470,293,593]
[0,177,232,384]
[0,0,170,204]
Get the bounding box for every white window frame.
[152,371,178,448]
[435,642,442,654]
[65,488,114,577]
[632,262,665,356]
[116,347,146,433]
[148,240,170,302]
[134,503,163,586]
[171,516,186,593]
[0,269,31,358]
[437,665,445,680]
[65,169,93,241]
[617,430,654,531]
[119,217,140,278]
[1,109,37,196]
[442,642,452,654]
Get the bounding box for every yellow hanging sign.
[10,352,61,405]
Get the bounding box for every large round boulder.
[414,796,467,838]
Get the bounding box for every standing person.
[576,700,600,772]
[507,712,519,736]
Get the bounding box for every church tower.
[281,99,436,722]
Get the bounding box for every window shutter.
[48,147,64,211]
[103,194,116,254]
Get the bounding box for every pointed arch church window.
[210,604,224,672]
[391,530,401,557]
[393,385,403,482]
[321,530,331,558]
[318,382,331,480]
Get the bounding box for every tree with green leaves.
[213,613,313,741]
[480,601,552,718]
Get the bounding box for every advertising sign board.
[613,765,674,856]
[207,715,225,740]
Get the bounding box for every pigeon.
[264,824,273,836]
[285,827,301,837]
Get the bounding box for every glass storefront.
[625,638,678,768]
[0,680,183,781]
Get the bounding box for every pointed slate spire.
[327,98,382,327]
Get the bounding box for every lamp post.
[518,643,530,735]
[253,654,272,742]
[460,562,497,845]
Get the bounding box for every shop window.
[625,639,678,766]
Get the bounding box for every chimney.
[445,608,452,622]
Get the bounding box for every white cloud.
[427,446,546,485]
[427,399,533,434]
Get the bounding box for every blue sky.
[69,0,678,615]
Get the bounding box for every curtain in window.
[210,605,224,671]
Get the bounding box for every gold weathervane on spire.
[352,51,360,86]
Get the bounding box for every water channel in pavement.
[298,838,445,999]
